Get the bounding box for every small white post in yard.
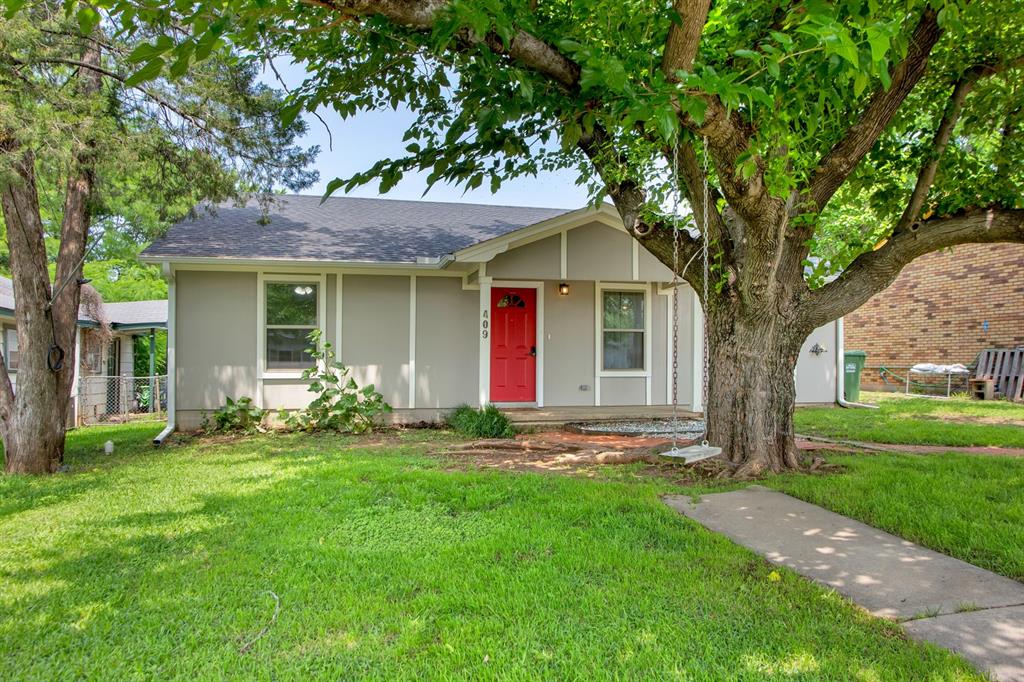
[905,370,910,395]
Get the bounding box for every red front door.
[490,287,537,402]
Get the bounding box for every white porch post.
[408,275,417,409]
[166,268,176,429]
[478,267,491,407]
[691,287,704,414]
[71,326,82,426]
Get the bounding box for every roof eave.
[111,322,168,331]
[139,254,450,270]
[452,203,621,263]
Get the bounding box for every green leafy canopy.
[1,0,321,287]
[21,0,1024,282]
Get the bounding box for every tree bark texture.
[0,40,99,474]
[703,303,807,477]
[0,152,68,474]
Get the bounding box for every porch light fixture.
[558,282,570,296]
[294,285,314,296]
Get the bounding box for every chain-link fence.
[77,375,167,425]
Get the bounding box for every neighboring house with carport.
[0,275,168,425]
[140,195,844,434]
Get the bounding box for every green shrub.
[206,397,267,433]
[281,330,391,434]
[446,404,516,439]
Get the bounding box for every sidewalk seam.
[901,601,1024,623]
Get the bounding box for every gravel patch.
[567,419,706,437]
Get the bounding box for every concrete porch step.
[500,405,700,428]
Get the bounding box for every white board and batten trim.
[655,284,703,412]
[691,288,704,413]
[165,264,176,428]
[478,278,545,408]
[408,275,417,409]
[593,281,653,407]
[334,274,344,359]
[477,264,491,407]
[559,230,568,280]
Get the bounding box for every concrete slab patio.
[664,486,1024,681]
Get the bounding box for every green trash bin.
[844,350,867,402]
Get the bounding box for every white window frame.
[595,281,652,378]
[257,272,327,380]
[3,328,18,373]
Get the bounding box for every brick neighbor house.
[845,243,1024,392]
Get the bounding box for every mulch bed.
[437,431,715,478]
[433,430,850,480]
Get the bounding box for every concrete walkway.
[664,486,1024,681]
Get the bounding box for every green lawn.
[768,452,1024,581]
[0,424,978,680]
[795,392,1024,448]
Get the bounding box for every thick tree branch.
[688,98,777,225]
[669,140,727,245]
[662,0,712,76]
[895,76,974,231]
[802,207,1024,327]
[897,55,1024,230]
[311,0,579,87]
[577,126,704,288]
[805,9,943,211]
[657,1,773,226]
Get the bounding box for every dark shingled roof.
[0,276,166,328]
[142,195,572,263]
[101,300,168,327]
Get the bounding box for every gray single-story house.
[0,275,167,425]
[140,195,843,433]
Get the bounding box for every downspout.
[154,263,176,444]
[835,317,877,409]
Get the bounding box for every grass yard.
[0,424,979,680]
[768,452,1024,581]
[795,392,1024,448]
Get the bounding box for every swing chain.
[668,135,712,452]
[701,136,710,447]
[670,142,682,451]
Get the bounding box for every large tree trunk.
[0,39,99,475]
[703,304,807,478]
[0,151,69,474]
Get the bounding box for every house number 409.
[481,310,489,339]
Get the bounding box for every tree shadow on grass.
[0,443,979,680]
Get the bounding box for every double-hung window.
[265,281,319,370]
[602,290,645,370]
[3,329,18,372]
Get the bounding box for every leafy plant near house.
[447,404,516,439]
[206,397,267,434]
[281,330,391,434]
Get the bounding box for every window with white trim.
[4,329,18,371]
[265,282,318,370]
[602,290,644,370]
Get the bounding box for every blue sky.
[266,61,590,209]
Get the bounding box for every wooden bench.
[973,348,1024,401]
